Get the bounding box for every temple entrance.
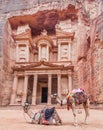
[41,87,48,103]
[37,74,48,104]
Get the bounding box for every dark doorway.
[41,87,48,103]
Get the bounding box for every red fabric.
[67,96,72,110]
[41,118,49,125]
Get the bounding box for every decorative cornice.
[56,31,75,40]
[12,61,74,71]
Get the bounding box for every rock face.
[0,0,103,105]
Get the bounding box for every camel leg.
[53,109,62,125]
[71,103,78,126]
[83,99,89,124]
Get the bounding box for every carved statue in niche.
[41,46,47,61]
[60,44,68,60]
[41,29,47,36]
[19,46,26,62]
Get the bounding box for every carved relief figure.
[19,46,26,62]
[41,46,47,61]
[60,44,68,60]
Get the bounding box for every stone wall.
[0,21,14,105]
[91,13,103,103]
[81,13,103,103]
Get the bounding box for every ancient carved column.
[58,43,61,61]
[16,45,19,62]
[38,46,41,61]
[47,46,49,61]
[68,71,72,92]
[48,74,52,104]
[68,41,71,61]
[26,46,29,62]
[10,74,18,105]
[32,74,38,105]
[22,75,28,105]
[57,74,61,97]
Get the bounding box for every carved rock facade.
[0,0,103,105]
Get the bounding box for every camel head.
[23,102,30,113]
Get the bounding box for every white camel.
[23,102,62,125]
[51,88,90,126]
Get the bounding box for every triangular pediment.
[56,29,75,39]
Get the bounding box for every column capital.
[14,71,18,77]
[68,39,72,43]
[57,73,61,76]
[33,74,38,76]
[48,74,52,77]
[68,70,72,75]
[24,73,29,77]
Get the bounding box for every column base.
[31,103,36,106]
[47,102,51,105]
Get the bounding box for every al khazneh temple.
[0,0,103,105]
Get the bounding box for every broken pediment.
[17,24,30,34]
[55,20,75,39]
[56,29,75,39]
[14,24,32,41]
[56,20,73,32]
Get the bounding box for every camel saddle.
[73,91,88,104]
[67,91,88,110]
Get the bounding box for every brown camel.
[51,88,90,126]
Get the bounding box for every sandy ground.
[0,108,103,130]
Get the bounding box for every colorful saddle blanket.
[67,89,88,109]
[73,91,88,104]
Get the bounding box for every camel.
[23,102,62,125]
[51,88,90,126]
